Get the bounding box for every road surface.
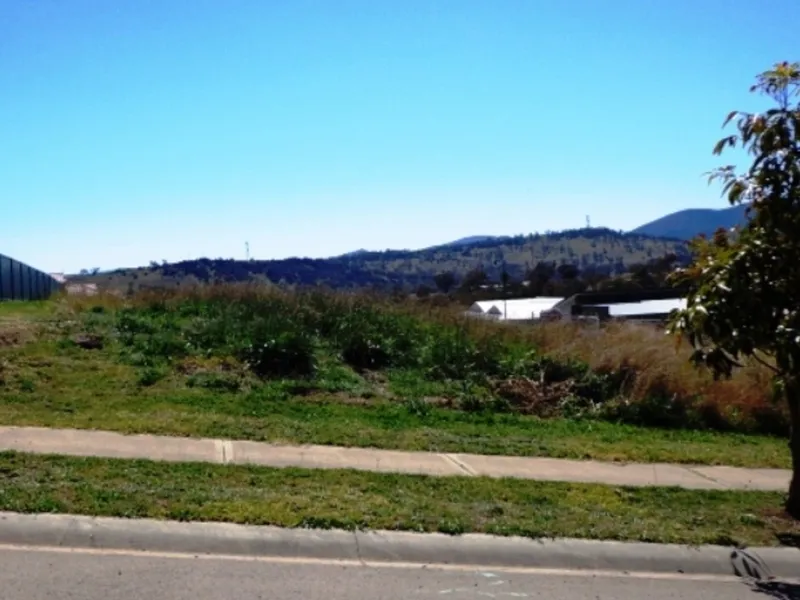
[1,544,793,600]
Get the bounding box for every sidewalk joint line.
[441,454,478,477]
[222,441,234,465]
[685,467,727,488]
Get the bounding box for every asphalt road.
[2,545,794,600]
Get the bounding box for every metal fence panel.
[13,262,23,299]
[0,256,10,298]
[0,253,62,301]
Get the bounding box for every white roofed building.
[466,293,686,324]
[596,298,686,318]
[466,297,564,322]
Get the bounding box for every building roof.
[467,297,564,321]
[467,300,501,314]
[595,298,686,317]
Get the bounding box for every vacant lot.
[0,288,788,468]
[2,451,798,546]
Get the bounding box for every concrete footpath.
[0,425,791,491]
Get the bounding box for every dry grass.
[0,320,37,348]
[527,320,782,432]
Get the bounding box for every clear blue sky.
[1,0,797,273]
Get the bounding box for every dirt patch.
[0,320,35,348]
[175,356,241,375]
[71,333,104,350]
[491,377,577,417]
[360,370,391,397]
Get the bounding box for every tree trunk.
[786,378,800,519]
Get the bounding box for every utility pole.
[586,215,591,229]
[501,260,509,321]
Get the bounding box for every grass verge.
[0,291,791,468]
[0,340,790,468]
[1,451,798,547]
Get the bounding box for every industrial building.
[466,289,686,323]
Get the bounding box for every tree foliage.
[433,271,457,294]
[668,61,800,517]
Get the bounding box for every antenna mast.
[245,242,250,261]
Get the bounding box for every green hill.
[75,228,690,292]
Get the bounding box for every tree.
[526,262,555,295]
[459,267,489,293]
[415,283,433,298]
[627,263,655,288]
[433,271,456,294]
[668,62,800,517]
[556,263,580,281]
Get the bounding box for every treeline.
[87,229,692,296]
[417,253,687,304]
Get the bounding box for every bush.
[137,366,167,387]
[237,330,317,379]
[330,305,424,371]
[422,327,494,380]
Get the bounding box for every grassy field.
[0,289,789,468]
[1,451,798,546]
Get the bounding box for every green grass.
[0,451,797,546]
[0,300,55,319]
[0,338,789,468]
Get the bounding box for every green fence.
[0,253,62,301]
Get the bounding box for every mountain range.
[354,204,747,255]
[354,204,749,255]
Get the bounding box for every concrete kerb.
[1,512,799,579]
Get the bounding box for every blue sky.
[1,0,797,273]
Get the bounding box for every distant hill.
[337,249,369,258]
[75,228,692,293]
[438,235,503,248]
[631,204,748,240]
[337,235,503,257]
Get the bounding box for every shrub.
[331,305,424,371]
[137,366,167,387]
[422,327,494,380]
[237,330,317,379]
[340,337,390,371]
